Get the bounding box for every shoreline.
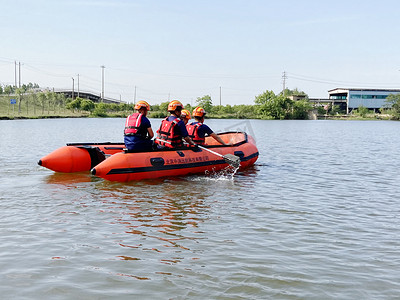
[0,115,89,120]
[0,114,395,121]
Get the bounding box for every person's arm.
[178,121,196,146]
[184,136,196,146]
[147,127,154,139]
[143,117,154,139]
[210,132,232,146]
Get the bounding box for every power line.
[287,72,399,87]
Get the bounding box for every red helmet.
[167,100,184,112]
[134,100,150,111]
[181,109,191,120]
[192,106,206,117]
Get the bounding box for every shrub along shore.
[1,85,400,121]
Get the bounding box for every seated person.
[124,100,154,151]
[186,107,232,146]
[155,100,196,148]
[180,109,191,125]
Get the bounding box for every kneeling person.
[124,100,154,152]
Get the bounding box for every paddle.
[154,139,241,168]
[196,145,241,168]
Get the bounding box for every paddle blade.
[223,154,241,168]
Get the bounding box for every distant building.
[328,88,400,114]
[288,95,307,101]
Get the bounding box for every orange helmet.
[192,106,206,117]
[167,100,184,112]
[134,100,150,111]
[181,109,191,120]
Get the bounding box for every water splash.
[188,165,240,182]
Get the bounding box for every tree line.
[2,83,400,120]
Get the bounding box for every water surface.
[1,118,399,299]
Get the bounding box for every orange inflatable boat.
[91,132,258,182]
[38,142,125,173]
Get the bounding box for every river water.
[0,118,399,299]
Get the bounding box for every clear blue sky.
[1,0,400,105]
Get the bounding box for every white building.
[328,88,400,114]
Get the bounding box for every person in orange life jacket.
[155,100,196,149]
[187,107,232,146]
[124,100,154,151]
[180,109,191,125]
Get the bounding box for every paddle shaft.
[155,138,225,157]
[155,139,240,167]
[197,144,224,158]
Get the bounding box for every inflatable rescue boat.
[91,132,258,182]
[38,142,125,173]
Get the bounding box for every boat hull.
[92,132,259,182]
[38,143,125,173]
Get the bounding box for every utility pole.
[18,61,21,88]
[282,71,287,95]
[219,86,222,106]
[17,61,22,114]
[72,77,75,100]
[134,85,137,104]
[14,61,17,87]
[101,65,105,102]
[77,74,80,98]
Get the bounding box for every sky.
[1,0,400,105]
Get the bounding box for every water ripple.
[1,119,400,299]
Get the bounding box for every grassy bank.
[318,114,393,121]
[0,94,87,119]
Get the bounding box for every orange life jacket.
[124,113,146,137]
[156,117,183,148]
[186,122,205,145]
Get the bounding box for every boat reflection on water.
[236,164,260,178]
[42,164,260,280]
[95,179,212,268]
[45,172,95,184]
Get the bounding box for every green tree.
[329,105,344,115]
[159,101,169,112]
[184,103,193,113]
[234,104,257,119]
[355,105,369,118]
[291,100,313,119]
[196,95,213,112]
[385,93,400,119]
[37,92,46,114]
[55,93,66,113]
[46,91,55,114]
[281,88,308,98]
[151,104,160,112]
[255,90,292,119]
[80,99,95,112]
[66,98,82,111]
[16,87,24,113]
[92,102,108,117]
[4,85,13,95]
[223,104,234,114]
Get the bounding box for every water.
[1,118,400,299]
